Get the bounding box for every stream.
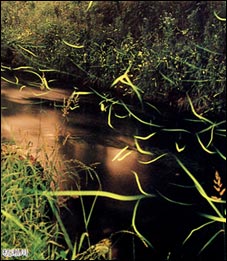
[1,80,226,260]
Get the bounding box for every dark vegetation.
[1,1,226,118]
[1,1,226,260]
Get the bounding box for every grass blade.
[174,156,224,218]
[43,190,155,201]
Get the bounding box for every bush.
[1,1,226,116]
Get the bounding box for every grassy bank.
[1,142,61,259]
[1,138,226,260]
[1,142,120,260]
[1,2,226,259]
[1,1,226,117]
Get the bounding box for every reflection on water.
[1,82,225,261]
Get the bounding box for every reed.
[1,2,225,259]
[1,142,57,260]
[175,156,226,257]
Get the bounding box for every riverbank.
[1,1,226,120]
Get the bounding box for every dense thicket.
[1,1,226,116]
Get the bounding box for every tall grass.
[1,1,225,116]
[175,157,226,259]
[1,140,158,260]
[1,143,58,260]
[1,2,226,259]
[2,62,226,259]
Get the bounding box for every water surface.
[1,81,225,261]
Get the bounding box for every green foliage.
[1,3,226,256]
[1,143,55,260]
[1,1,226,118]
